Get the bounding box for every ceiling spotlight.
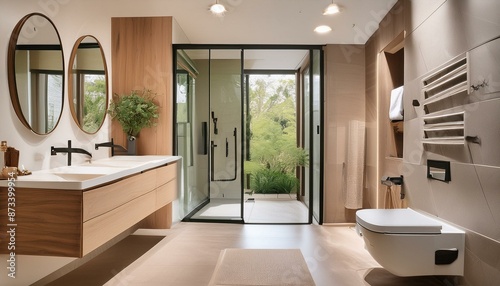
[210,0,227,15]
[314,25,332,33]
[323,2,340,15]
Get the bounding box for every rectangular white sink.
[0,155,181,190]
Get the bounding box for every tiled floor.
[107,224,448,286]
[106,223,379,286]
[5,194,452,286]
[32,222,449,286]
[190,195,309,223]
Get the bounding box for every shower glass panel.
[312,49,322,223]
[176,49,210,219]
[303,68,311,210]
[206,49,243,221]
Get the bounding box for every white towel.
[343,120,365,209]
[389,86,404,121]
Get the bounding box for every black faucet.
[95,138,126,156]
[51,140,92,166]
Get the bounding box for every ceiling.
[163,0,397,70]
[168,0,398,45]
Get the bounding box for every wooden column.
[112,17,175,228]
[111,16,173,155]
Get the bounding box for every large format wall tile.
[456,0,500,51]
[402,117,424,165]
[404,0,446,35]
[402,33,428,84]
[429,162,499,240]
[465,99,500,167]
[463,231,500,286]
[404,0,468,82]
[395,1,500,285]
[469,37,500,98]
[412,1,468,73]
[402,163,437,215]
[476,165,500,239]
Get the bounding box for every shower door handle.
[201,122,208,155]
[225,138,229,157]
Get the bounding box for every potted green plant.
[108,89,159,154]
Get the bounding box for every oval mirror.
[68,35,108,134]
[7,13,64,135]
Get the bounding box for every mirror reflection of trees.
[69,36,108,134]
[82,75,106,133]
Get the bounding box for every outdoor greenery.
[108,89,160,137]
[247,75,307,194]
[252,169,299,194]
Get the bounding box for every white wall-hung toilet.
[356,208,465,277]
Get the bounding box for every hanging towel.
[343,120,366,209]
[389,86,404,121]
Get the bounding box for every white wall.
[1,0,113,171]
[0,2,185,284]
[0,0,194,171]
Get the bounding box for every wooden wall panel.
[111,16,173,155]
[364,33,380,210]
[365,0,406,209]
[323,44,365,223]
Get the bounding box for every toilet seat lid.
[356,208,442,234]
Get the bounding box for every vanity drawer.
[156,163,177,186]
[82,190,157,255]
[83,168,157,221]
[156,179,177,208]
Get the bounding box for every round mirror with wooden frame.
[68,35,108,134]
[7,13,65,135]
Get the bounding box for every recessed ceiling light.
[323,3,340,15]
[314,25,332,33]
[210,1,227,15]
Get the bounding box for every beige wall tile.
[465,99,500,167]
[476,165,500,238]
[429,163,499,239]
[404,0,446,34]
[402,117,424,165]
[456,0,500,50]
[402,163,437,215]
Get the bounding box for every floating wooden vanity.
[0,156,180,257]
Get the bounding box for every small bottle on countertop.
[0,141,7,168]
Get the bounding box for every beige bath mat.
[209,248,315,285]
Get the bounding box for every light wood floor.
[37,223,448,286]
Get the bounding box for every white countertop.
[0,155,181,190]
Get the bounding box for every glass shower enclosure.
[175,48,243,222]
[174,45,323,224]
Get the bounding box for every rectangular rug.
[209,248,315,286]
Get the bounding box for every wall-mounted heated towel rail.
[421,54,468,145]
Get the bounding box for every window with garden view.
[246,74,307,195]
